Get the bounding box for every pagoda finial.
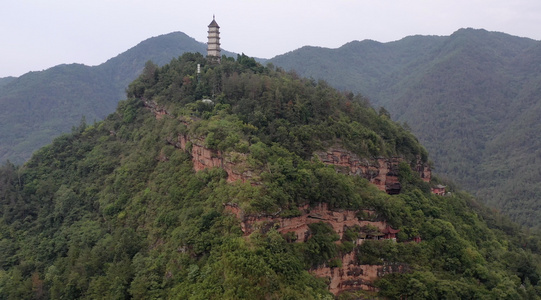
[213,14,215,20]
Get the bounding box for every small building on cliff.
[431,184,446,196]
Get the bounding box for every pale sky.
[2,0,541,78]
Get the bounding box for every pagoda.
[207,15,221,63]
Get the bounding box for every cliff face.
[311,261,409,295]
[144,100,431,193]
[225,202,395,240]
[144,99,170,120]
[315,148,431,195]
[144,100,255,183]
[145,101,419,295]
[224,203,410,295]
[175,135,431,194]
[177,134,253,183]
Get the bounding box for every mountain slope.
[270,28,541,228]
[1,53,541,299]
[4,27,541,230]
[0,32,236,165]
[0,63,118,163]
[0,77,15,88]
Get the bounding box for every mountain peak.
[2,52,540,299]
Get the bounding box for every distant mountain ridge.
[2,28,541,228]
[0,32,236,164]
[270,28,541,228]
[3,51,541,299]
[0,77,16,88]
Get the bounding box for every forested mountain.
[2,53,541,299]
[270,28,541,228]
[0,77,15,88]
[0,32,236,165]
[4,27,541,229]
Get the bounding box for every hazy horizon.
[2,0,541,77]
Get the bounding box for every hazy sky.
[2,0,541,78]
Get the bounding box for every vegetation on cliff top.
[1,53,540,299]
[4,28,541,230]
[0,32,233,165]
[270,28,541,229]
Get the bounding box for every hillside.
[1,53,541,299]
[3,27,541,229]
[270,28,541,228]
[0,77,15,88]
[0,32,236,165]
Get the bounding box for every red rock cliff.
[175,134,253,183]
[144,101,431,193]
[225,202,396,241]
[144,102,416,294]
[315,147,431,195]
[224,203,410,295]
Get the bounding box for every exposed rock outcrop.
[224,203,411,295]
[144,101,431,194]
[312,261,410,295]
[175,134,254,183]
[315,147,431,195]
[224,202,397,241]
[144,100,171,120]
[144,102,418,295]
[143,100,254,183]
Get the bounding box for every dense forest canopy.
[270,28,541,229]
[1,53,541,299]
[0,32,237,165]
[3,28,541,230]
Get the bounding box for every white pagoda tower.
[207,15,221,63]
